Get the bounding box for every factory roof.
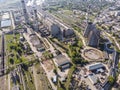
[2,13,10,20]
[85,63,105,71]
[29,35,44,49]
[64,29,74,37]
[1,19,11,28]
[88,73,98,85]
[30,35,40,46]
[55,55,71,66]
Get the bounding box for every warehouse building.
[85,63,105,71]
[1,19,11,28]
[29,34,45,51]
[54,55,71,71]
[88,73,98,85]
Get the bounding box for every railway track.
[0,33,5,76]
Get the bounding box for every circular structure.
[82,47,104,62]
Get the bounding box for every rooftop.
[29,35,44,49]
[2,13,10,20]
[88,73,98,85]
[85,63,105,71]
[55,55,71,66]
[1,19,11,28]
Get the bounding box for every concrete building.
[84,22,95,38]
[87,29,100,47]
[1,12,11,29]
[84,22,100,47]
[33,8,39,31]
[88,73,98,85]
[29,34,45,51]
[63,29,74,38]
[21,0,29,24]
[2,12,10,20]
[1,20,11,28]
[85,63,105,71]
[54,55,71,71]
[50,24,62,38]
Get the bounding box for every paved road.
[23,30,57,90]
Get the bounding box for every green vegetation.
[108,76,115,84]
[67,39,88,65]
[57,66,76,90]
[23,67,36,90]
[6,33,33,66]
[50,37,86,90]
[118,62,120,69]
[72,24,82,33]
[65,66,75,90]
[42,51,53,60]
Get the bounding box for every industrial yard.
[0,0,120,90]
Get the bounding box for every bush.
[108,76,115,84]
[9,58,14,64]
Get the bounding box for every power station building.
[21,0,29,24]
[63,29,74,38]
[50,23,62,39]
[84,22,100,48]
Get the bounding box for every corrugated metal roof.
[88,73,98,84]
[86,63,104,71]
[1,19,11,28]
[55,55,70,66]
[2,13,10,20]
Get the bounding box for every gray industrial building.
[54,55,71,71]
[87,29,100,47]
[21,0,29,24]
[50,23,62,39]
[88,73,98,85]
[63,29,74,38]
[85,63,105,71]
[1,12,12,29]
[84,22,100,48]
[29,34,45,51]
[84,22,95,38]
[1,20,11,28]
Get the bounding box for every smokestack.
[34,8,39,31]
[21,0,29,24]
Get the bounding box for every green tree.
[108,76,115,84]
[9,58,14,64]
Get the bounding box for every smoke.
[26,0,45,6]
